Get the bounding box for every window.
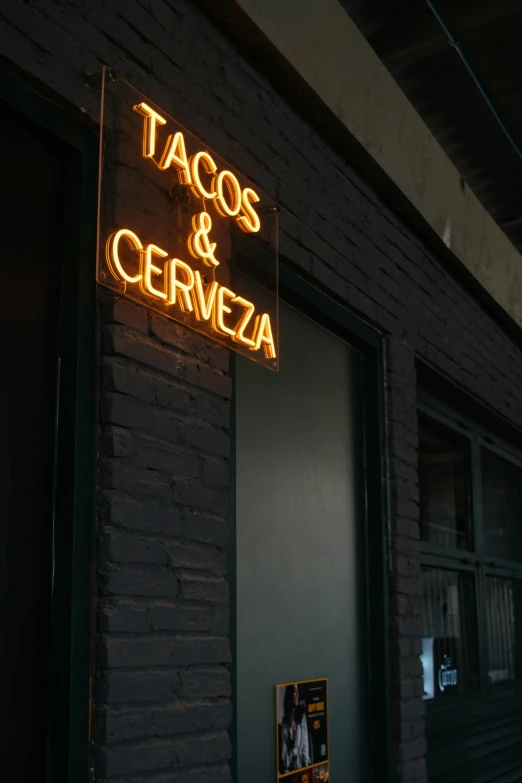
[482,449,522,562]
[418,403,522,702]
[418,413,472,550]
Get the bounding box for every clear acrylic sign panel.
[97,68,278,370]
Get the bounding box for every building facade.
[2,2,522,783]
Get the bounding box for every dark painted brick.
[393,615,424,638]
[103,359,190,411]
[210,604,230,635]
[202,457,229,488]
[178,422,230,458]
[197,366,232,399]
[165,541,226,573]
[99,563,178,599]
[154,378,195,414]
[95,739,171,777]
[171,480,228,516]
[175,730,231,768]
[100,460,172,501]
[101,392,179,443]
[400,719,426,743]
[182,511,229,547]
[147,602,212,632]
[179,666,231,699]
[97,762,232,783]
[104,296,149,334]
[399,699,425,722]
[134,440,201,478]
[97,669,180,704]
[194,392,231,429]
[101,635,231,669]
[99,601,149,633]
[401,758,428,783]
[394,536,421,558]
[398,737,428,762]
[101,699,232,742]
[99,530,167,566]
[102,425,136,459]
[104,325,200,387]
[178,573,229,604]
[395,554,421,579]
[399,657,424,680]
[102,493,182,537]
[150,314,229,373]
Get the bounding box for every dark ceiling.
[339,0,522,252]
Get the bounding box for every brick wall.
[386,336,426,783]
[94,294,233,781]
[2,1,522,782]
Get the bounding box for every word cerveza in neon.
[106,229,276,359]
[104,100,275,359]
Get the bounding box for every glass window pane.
[418,413,472,550]
[482,449,522,562]
[421,567,479,700]
[486,576,522,686]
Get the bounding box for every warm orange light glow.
[253,312,276,358]
[188,212,219,267]
[106,229,143,283]
[157,131,192,184]
[236,187,261,233]
[140,244,168,300]
[104,230,275,359]
[232,296,256,347]
[212,285,237,337]
[190,151,218,199]
[103,101,276,366]
[166,258,194,312]
[193,271,218,321]
[133,102,167,158]
[214,170,242,217]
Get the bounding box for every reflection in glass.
[418,413,472,550]
[482,449,522,562]
[421,567,479,699]
[486,577,522,686]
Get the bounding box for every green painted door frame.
[0,67,97,782]
[228,253,394,782]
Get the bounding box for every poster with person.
[276,679,329,782]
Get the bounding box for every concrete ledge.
[199,0,522,331]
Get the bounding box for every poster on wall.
[276,679,329,782]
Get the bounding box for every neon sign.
[97,69,278,369]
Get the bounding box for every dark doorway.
[235,301,368,782]
[0,103,65,780]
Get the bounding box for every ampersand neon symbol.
[188,211,219,267]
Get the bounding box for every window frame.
[418,391,522,707]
